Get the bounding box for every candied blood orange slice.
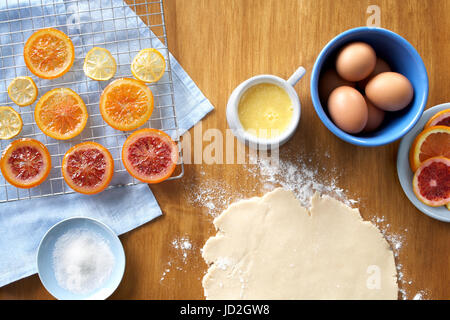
[24,28,74,79]
[62,142,114,195]
[0,139,51,188]
[412,156,450,207]
[99,78,154,131]
[35,88,88,140]
[122,128,178,184]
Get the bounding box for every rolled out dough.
[202,188,398,300]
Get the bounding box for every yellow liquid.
[238,83,293,139]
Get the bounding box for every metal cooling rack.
[0,0,184,203]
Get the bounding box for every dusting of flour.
[186,151,359,219]
[246,154,359,209]
[160,236,194,282]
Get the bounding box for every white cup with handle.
[226,66,306,150]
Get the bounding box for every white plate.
[397,103,450,222]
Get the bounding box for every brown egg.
[327,86,368,134]
[363,96,385,132]
[319,69,355,103]
[358,58,391,89]
[336,42,377,82]
[365,72,414,111]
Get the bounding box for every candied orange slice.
[34,88,88,140]
[99,78,154,131]
[24,28,74,79]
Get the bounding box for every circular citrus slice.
[122,128,178,184]
[131,48,166,83]
[412,156,450,207]
[7,76,38,106]
[99,78,154,131]
[35,88,88,140]
[0,106,23,140]
[24,28,74,79]
[409,125,450,172]
[0,138,51,188]
[83,47,116,81]
[425,109,450,128]
[62,142,114,195]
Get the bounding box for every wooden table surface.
[1,0,449,300]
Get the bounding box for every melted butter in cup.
[226,68,305,149]
[237,83,294,139]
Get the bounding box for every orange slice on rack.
[24,28,74,79]
[0,106,23,140]
[62,142,114,195]
[0,138,51,188]
[131,48,166,83]
[35,88,88,140]
[7,76,38,106]
[122,128,178,184]
[83,47,117,81]
[99,78,154,131]
[409,126,450,172]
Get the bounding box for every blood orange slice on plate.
[425,109,450,128]
[99,78,154,131]
[122,128,178,184]
[62,142,114,195]
[0,138,51,188]
[409,125,450,172]
[412,157,450,207]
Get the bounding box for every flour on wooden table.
[186,151,359,218]
[160,236,194,282]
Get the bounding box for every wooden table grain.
[1,0,449,300]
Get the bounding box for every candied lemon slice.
[8,76,38,107]
[83,47,117,81]
[0,106,23,140]
[131,48,166,83]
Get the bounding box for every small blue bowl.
[311,27,429,146]
[37,217,125,300]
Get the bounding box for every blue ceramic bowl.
[37,217,125,300]
[311,27,429,146]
